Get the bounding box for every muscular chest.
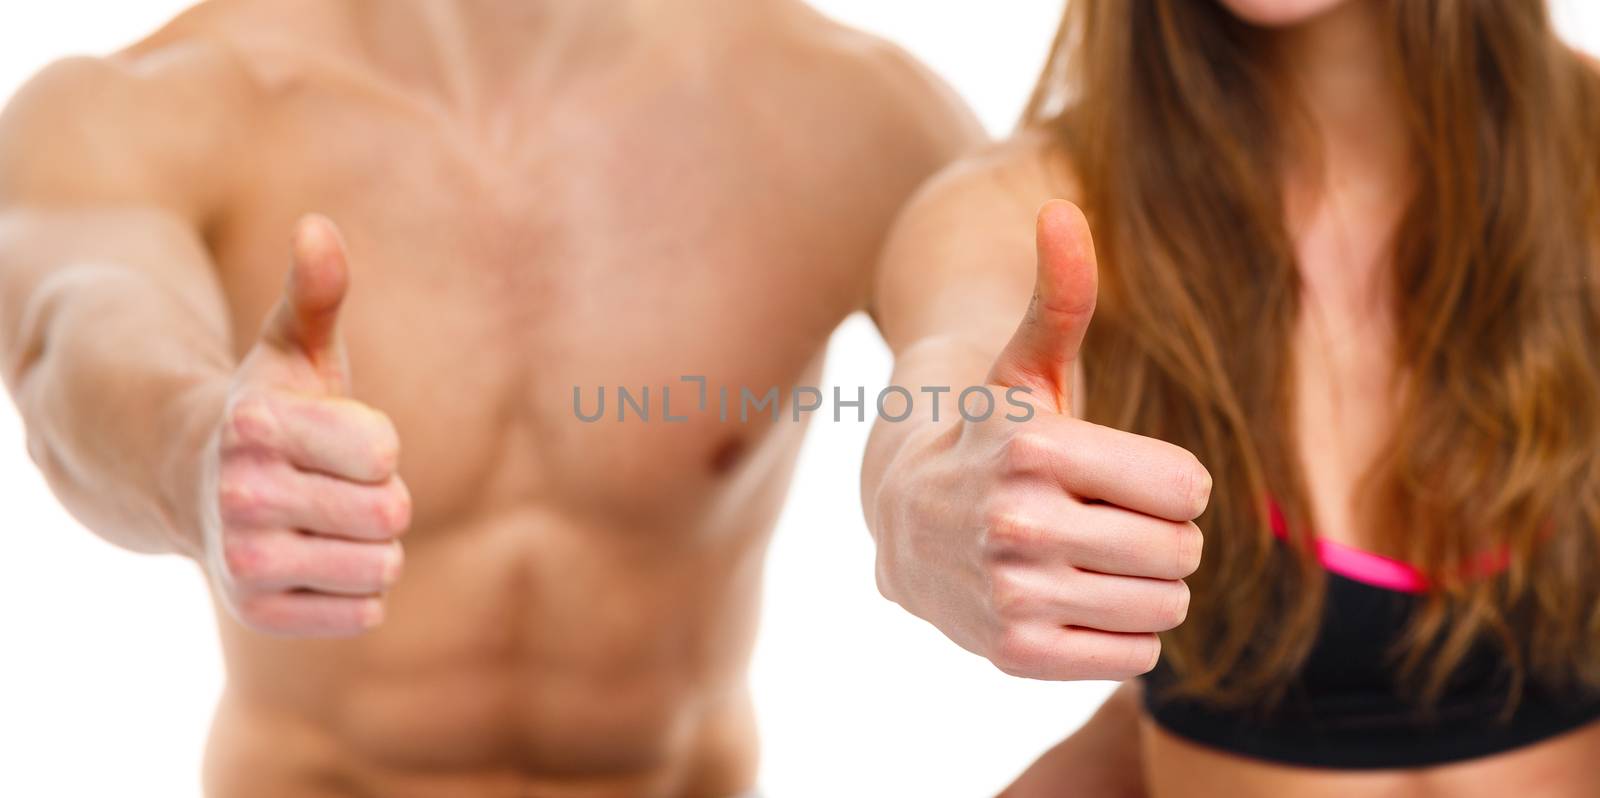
[206,84,866,528]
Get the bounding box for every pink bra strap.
[1267,501,1429,593]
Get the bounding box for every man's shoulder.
[720,7,987,231]
[3,0,320,152]
[768,12,984,150]
[22,0,272,118]
[0,34,257,210]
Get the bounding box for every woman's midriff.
[1141,715,1600,798]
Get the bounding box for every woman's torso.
[1138,161,1600,794]
[1142,716,1600,798]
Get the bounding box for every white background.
[2,3,1597,797]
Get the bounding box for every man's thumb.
[260,214,351,371]
[986,200,1099,412]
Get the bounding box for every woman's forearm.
[860,332,999,540]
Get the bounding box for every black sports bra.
[1140,510,1600,769]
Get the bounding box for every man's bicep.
[0,58,237,387]
[0,41,251,214]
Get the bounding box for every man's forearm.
[2,212,235,556]
[15,320,227,556]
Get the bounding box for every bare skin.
[866,0,1600,795]
[0,0,982,795]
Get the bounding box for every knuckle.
[369,496,399,534]
[216,477,268,526]
[983,504,1040,558]
[990,626,1039,677]
[357,485,412,538]
[1000,431,1053,476]
[221,535,272,583]
[987,569,1032,621]
[223,396,276,450]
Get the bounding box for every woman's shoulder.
[898,128,1084,229]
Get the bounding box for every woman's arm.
[1001,682,1149,798]
[861,145,1210,679]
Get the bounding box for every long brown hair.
[1024,0,1600,707]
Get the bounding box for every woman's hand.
[869,201,1209,680]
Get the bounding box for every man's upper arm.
[0,48,244,387]
[858,41,987,177]
[0,49,241,215]
[808,36,987,297]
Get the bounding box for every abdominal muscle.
[1141,716,1600,798]
[200,501,771,798]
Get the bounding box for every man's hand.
[200,216,410,637]
[871,200,1210,680]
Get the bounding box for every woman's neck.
[1272,1,1410,206]
[1269,0,1412,267]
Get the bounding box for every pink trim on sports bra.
[1265,501,1512,594]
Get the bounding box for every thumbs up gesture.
[872,201,1210,680]
[199,216,411,637]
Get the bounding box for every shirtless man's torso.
[0,2,981,794]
